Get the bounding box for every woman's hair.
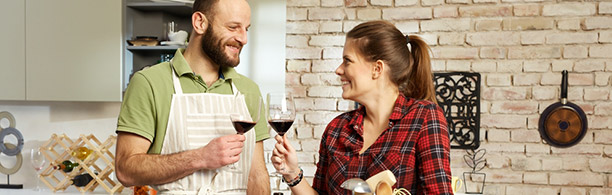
[346,20,436,104]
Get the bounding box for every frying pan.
[538,70,588,148]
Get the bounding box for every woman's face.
[335,39,376,101]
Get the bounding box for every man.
[115,0,270,194]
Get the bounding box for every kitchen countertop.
[0,188,130,195]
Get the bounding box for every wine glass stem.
[35,172,41,191]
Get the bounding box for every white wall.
[235,0,286,97]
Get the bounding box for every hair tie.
[406,35,410,43]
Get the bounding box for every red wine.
[268,119,294,136]
[232,121,257,134]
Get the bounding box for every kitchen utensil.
[163,21,177,41]
[341,178,372,195]
[376,181,393,195]
[365,170,396,192]
[168,30,188,43]
[451,176,463,193]
[538,70,588,147]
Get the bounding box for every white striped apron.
[152,63,255,195]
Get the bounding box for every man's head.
[192,0,251,68]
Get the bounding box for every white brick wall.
[280,1,612,194]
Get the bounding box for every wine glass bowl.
[230,118,257,135]
[230,95,262,135]
[268,119,294,136]
[266,92,296,137]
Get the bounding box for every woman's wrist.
[281,167,303,187]
[283,172,298,182]
[282,166,300,179]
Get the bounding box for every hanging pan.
[538,70,588,148]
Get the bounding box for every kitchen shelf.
[127,45,186,51]
[124,0,193,90]
[127,2,192,17]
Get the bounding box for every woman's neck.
[358,87,400,154]
[361,88,400,130]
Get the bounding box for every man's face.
[200,0,251,68]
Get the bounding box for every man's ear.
[372,60,385,79]
[192,11,208,34]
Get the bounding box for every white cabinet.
[0,1,26,100]
[25,0,122,101]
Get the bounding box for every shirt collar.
[171,48,240,80]
[389,94,413,121]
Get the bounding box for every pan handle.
[561,70,568,100]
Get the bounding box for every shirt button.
[388,122,393,127]
[353,125,359,129]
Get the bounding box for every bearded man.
[115,0,270,194]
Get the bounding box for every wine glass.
[224,95,263,173]
[267,92,296,174]
[30,147,46,191]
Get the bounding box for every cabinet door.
[26,0,122,101]
[0,1,26,100]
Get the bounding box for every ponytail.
[406,35,436,104]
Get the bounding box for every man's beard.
[201,24,241,68]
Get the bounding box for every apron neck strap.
[171,60,239,95]
[171,60,184,95]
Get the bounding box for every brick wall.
[274,0,612,194]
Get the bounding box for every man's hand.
[115,132,246,187]
[198,134,246,170]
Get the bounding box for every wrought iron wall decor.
[433,72,481,149]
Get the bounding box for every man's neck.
[183,45,221,87]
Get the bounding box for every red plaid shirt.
[312,94,453,195]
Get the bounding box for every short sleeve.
[116,72,157,142]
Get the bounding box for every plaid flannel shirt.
[312,94,453,195]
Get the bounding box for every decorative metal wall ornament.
[462,148,487,194]
[433,72,481,149]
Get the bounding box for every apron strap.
[171,60,184,95]
[230,82,239,96]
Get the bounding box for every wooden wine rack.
[38,134,124,194]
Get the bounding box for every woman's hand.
[271,135,299,180]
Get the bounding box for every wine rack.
[38,134,124,194]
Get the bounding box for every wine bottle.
[71,147,93,160]
[53,160,80,173]
[72,173,94,187]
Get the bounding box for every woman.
[271,21,453,195]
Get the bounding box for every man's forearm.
[247,141,270,194]
[117,148,204,187]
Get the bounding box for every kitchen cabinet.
[124,0,192,89]
[25,0,122,101]
[0,1,26,100]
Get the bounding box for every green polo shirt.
[117,49,270,154]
